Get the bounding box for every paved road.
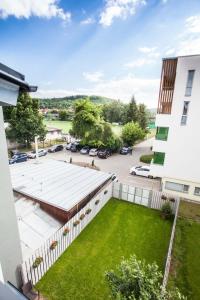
[38,138,161,191]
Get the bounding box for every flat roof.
[14,194,62,259]
[11,159,112,211]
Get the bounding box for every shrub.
[32,256,43,269]
[79,213,85,220]
[161,202,173,220]
[140,154,153,164]
[85,208,92,214]
[95,200,100,205]
[73,220,80,227]
[106,255,186,300]
[50,240,58,250]
[63,227,70,236]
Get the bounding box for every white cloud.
[139,46,157,54]
[186,15,200,33]
[99,0,146,27]
[124,58,154,68]
[0,0,71,21]
[34,75,159,107]
[165,48,176,56]
[81,17,95,25]
[83,71,104,83]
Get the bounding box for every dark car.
[48,145,64,153]
[70,142,82,152]
[120,146,132,155]
[97,148,111,159]
[9,153,28,164]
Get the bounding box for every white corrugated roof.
[11,159,111,211]
[14,195,62,259]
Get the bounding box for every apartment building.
[151,55,200,201]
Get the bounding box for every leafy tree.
[106,255,186,300]
[122,122,145,146]
[7,92,46,147]
[3,106,14,122]
[102,101,124,123]
[137,103,148,131]
[59,109,70,121]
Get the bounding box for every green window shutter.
[156,127,169,141]
[153,152,165,165]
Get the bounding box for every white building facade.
[151,55,200,201]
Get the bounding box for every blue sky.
[0,0,200,107]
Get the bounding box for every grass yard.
[43,120,72,133]
[168,201,200,300]
[36,199,172,300]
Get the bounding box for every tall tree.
[122,95,138,124]
[7,92,46,147]
[137,103,148,131]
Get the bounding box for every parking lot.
[36,138,161,191]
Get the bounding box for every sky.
[0,0,200,108]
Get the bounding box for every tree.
[102,101,125,123]
[123,95,138,124]
[3,106,14,122]
[137,103,148,131]
[7,92,46,147]
[59,109,69,121]
[122,122,145,146]
[106,255,186,300]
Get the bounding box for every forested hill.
[39,95,115,109]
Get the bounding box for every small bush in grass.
[73,220,80,227]
[85,208,92,214]
[50,240,58,250]
[161,202,173,220]
[79,213,85,220]
[95,200,100,205]
[63,227,70,236]
[140,154,153,164]
[32,256,43,268]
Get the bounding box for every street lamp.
[0,62,37,288]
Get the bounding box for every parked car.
[129,166,153,178]
[70,142,82,152]
[9,153,28,164]
[120,146,132,155]
[89,148,99,156]
[28,149,47,159]
[80,146,90,154]
[97,148,111,159]
[48,145,64,153]
[66,143,72,150]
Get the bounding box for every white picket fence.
[112,182,178,212]
[20,181,179,287]
[20,183,113,286]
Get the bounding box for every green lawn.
[44,120,72,133]
[168,201,200,300]
[36,199,172,300]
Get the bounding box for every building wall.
[151,55,200,200]
[0,108,23,288]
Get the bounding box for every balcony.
[157,58,177,114]
[155,127,169,141]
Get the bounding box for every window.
[185,70,195,96]
[194,187,200,196]
[156,127,169,141]
[165,181,189,193]
[181,101,190,125]
[153,152,165,165]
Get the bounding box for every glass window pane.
[165,181,189,193]
[194,187,200,196]
[185,70,195,96]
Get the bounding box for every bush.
[32,256,43,268]
[161,202,173,220]
[106,255,186,300]
[85,208,92,214]
[140,154,153,164]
